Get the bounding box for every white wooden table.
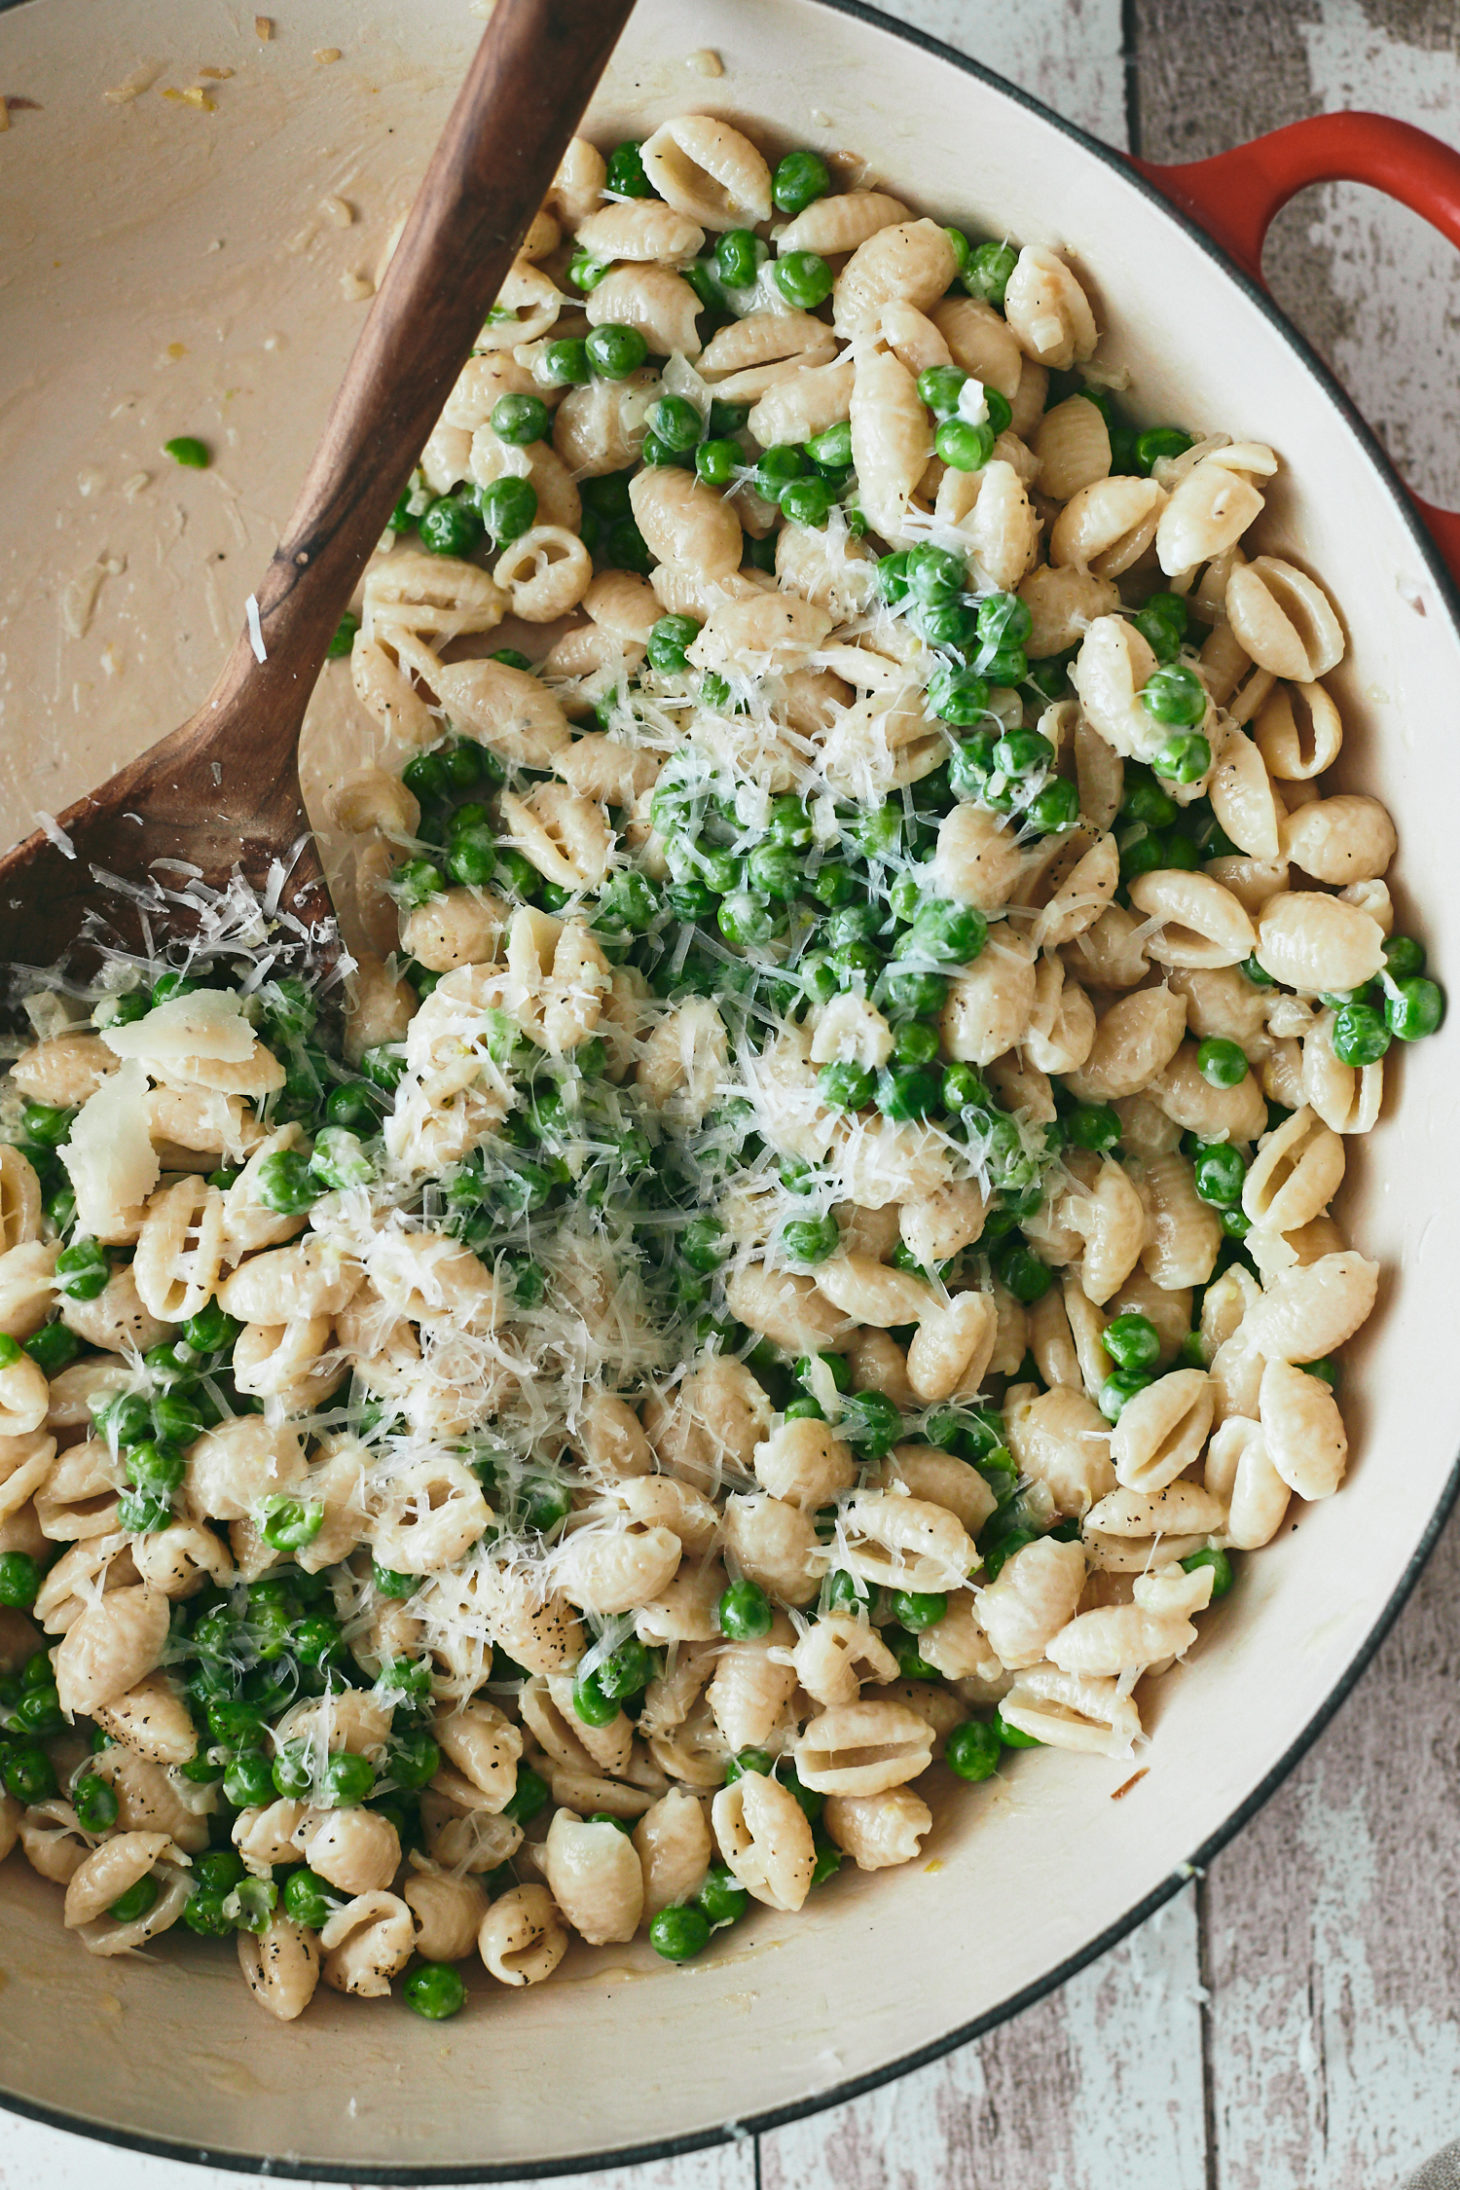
[3,2,1459,2185]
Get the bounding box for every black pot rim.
[1,0,1457,2175]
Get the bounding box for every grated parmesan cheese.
[61,1058,159,1236]
[101,986,254,1064]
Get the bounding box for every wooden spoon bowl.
[0,0,634,985]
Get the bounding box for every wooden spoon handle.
[198,0,635,752]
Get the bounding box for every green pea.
[941,1062,986,1113]
[1383,934,1426,980]
[927,663,990,727]
[724,1747,774,1784]
[992,1238,1051,1304]
[693,433,744,500]
[282,1866,341,1929]
[878,965,947,1018]
[258,1495,324,1553]
[1182,1545,1235,1599]
[193,1850,245,1897]
[912,366,969,422]
[909,896,988,966]
[1028,778,1081,834]
[1193,1142,1247,1208]
[597,1636,654,1703]
[772,147,831,215]
[0,1551,40,1610]
[1385,975,1445,1042]
[2,1744,55,1804]
[818,1060,874,1109]
[647,629,698,692]
[995,1709,1043,1750]
[491,392,550,446]
[1098,1367,1153,1422]
[586,322,649,379]
[647,1903,712,1962]
[755,443,806,502]
[772,250,834,309]
[641,397,700,458]
[806,420,853,471]
[295,1614,345,1670]
[809,1834,843,1888]
[253,1149,320,1216]
[372,1562,417,1601]
[682,259,724,312]
[964,239,1017,308]
[390,855,444,911]
[1132,590,1189,662]
[163,435,209,468]
[779,473,834,527]
[904,544,965,605]
[892,1020,942,1069]
[798,1350,851,1394]
[946,1720,1002,1782]
[784,1395,825,1423]
[402,1959,467,2018]
[1101,1312,1160,1372]
[124,1440,185,1498]
[222,1750,275,1809]
[20,1101,73,1149]
[839,1388,901,1458]
[700,670,733,710]
[1196,1037,1248,1089]
[1134,426,1194,473]
[319,1752,374,1808]
[1325,1001,1390,1068]
[108,1874,160,1925]
[936,417,995,472]
[503,1765,550,1825]
[889,1589,947,1633]
[697,1863,750,1928]
[540,337,592,386]
[1141,663,1208,730]
[976,588,1032,651]
[69,1773,119,1834]
[25,1323,80,1375]
[476,475,538,544]
[183,1300,241,1356]
[745,841,800,901]
[873,1063,940,1122]
[596,872,661,933]
[718,889,785,948]
[54,1235,112,1303]
[605,137,653,196]
[718,1579,774,1642]
[1153,731,1212,784]
[780,1212,841,1265]
[991,728,1053,780]
[568,251,609,292]
[714,228,767,289]
[418,493,484,557]
[1121,768,1178,828]
[1303,1357,1339,1389]
[571,1668,621,1728]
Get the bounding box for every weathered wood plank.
[760,1886,1208,2190]
[871,0,1129,149]
[0,2115,759,2190]
[1132,0,1460,504]
[1202,1507,1460,2190]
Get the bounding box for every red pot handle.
[1132,112,1460,586]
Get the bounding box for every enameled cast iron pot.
[2,0,1460,2174]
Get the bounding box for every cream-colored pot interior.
[1,0,1457,2175]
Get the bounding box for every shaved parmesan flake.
[102,987,254,1064]
[61,1059,158,1236]
[34,812,76,860]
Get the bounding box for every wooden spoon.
[0,0,634,981]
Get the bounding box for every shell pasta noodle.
[0,112,1444,2025]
